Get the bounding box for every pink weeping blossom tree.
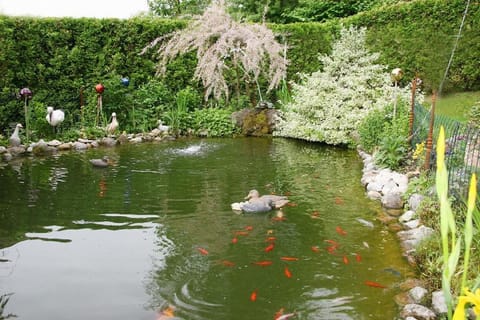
[143,0,288,105]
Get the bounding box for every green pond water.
[0,137,413,320]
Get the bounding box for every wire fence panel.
[412,103,480,199]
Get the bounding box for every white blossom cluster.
[274,26,412,146]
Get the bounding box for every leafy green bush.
[274,26,403,146]
[192,108,238,137]
[374,135,408,170]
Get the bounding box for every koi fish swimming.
[221,260,236,267]
[365,280,387,288]
[284,266,292,278]
[280,257,299,261]
[250,289,258,302]
[253,260,273,267]
[197,247,209,255]
[335,226,347,236]
[265,243,275,252]
[232,237,238,244]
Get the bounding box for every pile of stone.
[0,128,175,162]
[358,149,447,320]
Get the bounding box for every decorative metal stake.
[20,87,33,143]
[424,91,436,170]
[95,83,105,127]
[408,76,418,139]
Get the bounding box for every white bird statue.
[157,120,170,133]
[106,112,119,135]
[9,123,23,147]
[46,106,65,133]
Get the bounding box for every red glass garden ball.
[95,83,105,94]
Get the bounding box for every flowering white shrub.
[274,26,412,146]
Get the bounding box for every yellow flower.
[436,127,445,171]
[412,141,425,160]
[453,288,480,320]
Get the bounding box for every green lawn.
[423,91,480,122]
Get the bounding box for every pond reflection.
[0,138,413,320]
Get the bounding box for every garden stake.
[424,91,436,170]
[20,87,32,144]
[408,76,417,139]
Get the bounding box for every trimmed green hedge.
[0,0,478,133]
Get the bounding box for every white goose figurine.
[46,106,65,132]
[106,112,119,135]
[9,123,23,147]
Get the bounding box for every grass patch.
[423,91,480,122]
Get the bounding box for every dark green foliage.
[0,0,478,137]
[344,0,480,93]
[192,108,238,137]
[359,102,410,170]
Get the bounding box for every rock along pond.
[0,137,413,320]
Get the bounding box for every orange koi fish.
[280,257,299,261]
[326,246,337,255]
[253,260,273,267]
[355,253,362,262]
[365,280,386,288]
[197,247,209,255]
[324,239,339,247]
[157,305,175,319]
[335,197,344,205]
[250,289,258,302]
[232,237,238,244]
[235,231,249,236]
[335,226,347,236]
[272,216,287,222]
[311,211,320,218]
[221,260,235,267]
[265,237,277,242]
[274,308,285,320]
[343,255,349,264]
[284,266,292,278]
[311,246,320,252]
[265,243,275,252]
[244,226,253,231]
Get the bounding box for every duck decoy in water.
[244,190,289,209]
[89,156,110,168]
[231,199,274,213]
[46,106,65,133]
[9,123,23,147]
[106,112,119,135]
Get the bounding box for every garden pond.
[0,137,414,319]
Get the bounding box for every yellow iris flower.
[453,288,480,320]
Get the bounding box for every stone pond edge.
[358,148,447,320]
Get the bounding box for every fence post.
[409,77,417,138]
[424,91,437,170]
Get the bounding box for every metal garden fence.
[411,100,480,199]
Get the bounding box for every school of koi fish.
[157,193,386,320]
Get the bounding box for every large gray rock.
[398,226,435,251]
[73,141,88,150]
[431,291,448,315]
[409,286,428,304]
[99,137,117,147]
[0,146,6,154]
[409,194,425,211]
[381,192,404,209]
[400,210,416,223]
[401,304,436,320]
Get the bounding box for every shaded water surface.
[0,138,413,319]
